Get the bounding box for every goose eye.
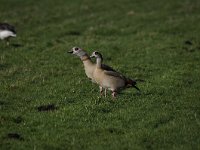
[75,48,79,51]
[94,52,98,55]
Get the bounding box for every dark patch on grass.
[94,128,125,136]
[46,41,54,47]
[153,116,174,129]
[0,100,7,105]
[169,46,177,49]
[11,43,23,48]
[66,31,81,36]
[55,39,63,43]
[37,104,57,112]
[142,137,154,150]
[183,46,195,52]
[108,128,125,134]
[100,108,111,113]
[0,63,10,70]
[197,46,200,50]
[189,49,196,52]
[7,133,24,141]
[184,40,193,45]
[13,116,23,124]
[182,40,199,52]
[184,79,193,85]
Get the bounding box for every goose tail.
[125,78,140,91]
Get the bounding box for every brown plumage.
[90,51,140,98]
[68,47,116,97]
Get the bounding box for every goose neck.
[80,55,90,61]
[96,57,102,68]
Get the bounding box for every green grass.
[0,0,200,149]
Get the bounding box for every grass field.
[0,0,200,149]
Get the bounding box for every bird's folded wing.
[104,70,126,80]
[101,64,116,72]
[0,23,16,33]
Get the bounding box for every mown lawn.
[0,0,200,149]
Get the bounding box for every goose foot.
[112,91,117,98]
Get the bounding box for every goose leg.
[99,86,103,96]
[104,89,107,97]
[6,38,10,46]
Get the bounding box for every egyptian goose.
[68,47,116,97]
[90,51,140,98]
[0,23,16,45]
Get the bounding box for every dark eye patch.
[94,52,98,55]
[75,47,79,51]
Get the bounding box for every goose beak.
[90,55,95,58]
[68,50,73,54]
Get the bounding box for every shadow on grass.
[153,116,174,129]
[7,133,24,141]
[183,40,200,52]
[11,43,23,48]
[94,128,125,136]
[66,31,81,36]
[142,137,154,150]
[0,100,7,106]
[184,40,193,45]
[13,116,23,124]
[37,104,57,112]
[0,63,10,70]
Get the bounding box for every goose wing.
[104,70,126,80]
[0,23,16,34]
[101,64,116,72]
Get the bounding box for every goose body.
[81,56,116,83]
[90,51,140,98]
[0,30,16,40]
[93,68,126,91]
[68,47,115,96]
[0,23,16,45]
[79,54,96,83]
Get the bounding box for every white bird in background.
[0,23,16,45]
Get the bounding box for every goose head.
[90,51,103,60]
[68,47,87,57]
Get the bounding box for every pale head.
[68,47,87,57]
